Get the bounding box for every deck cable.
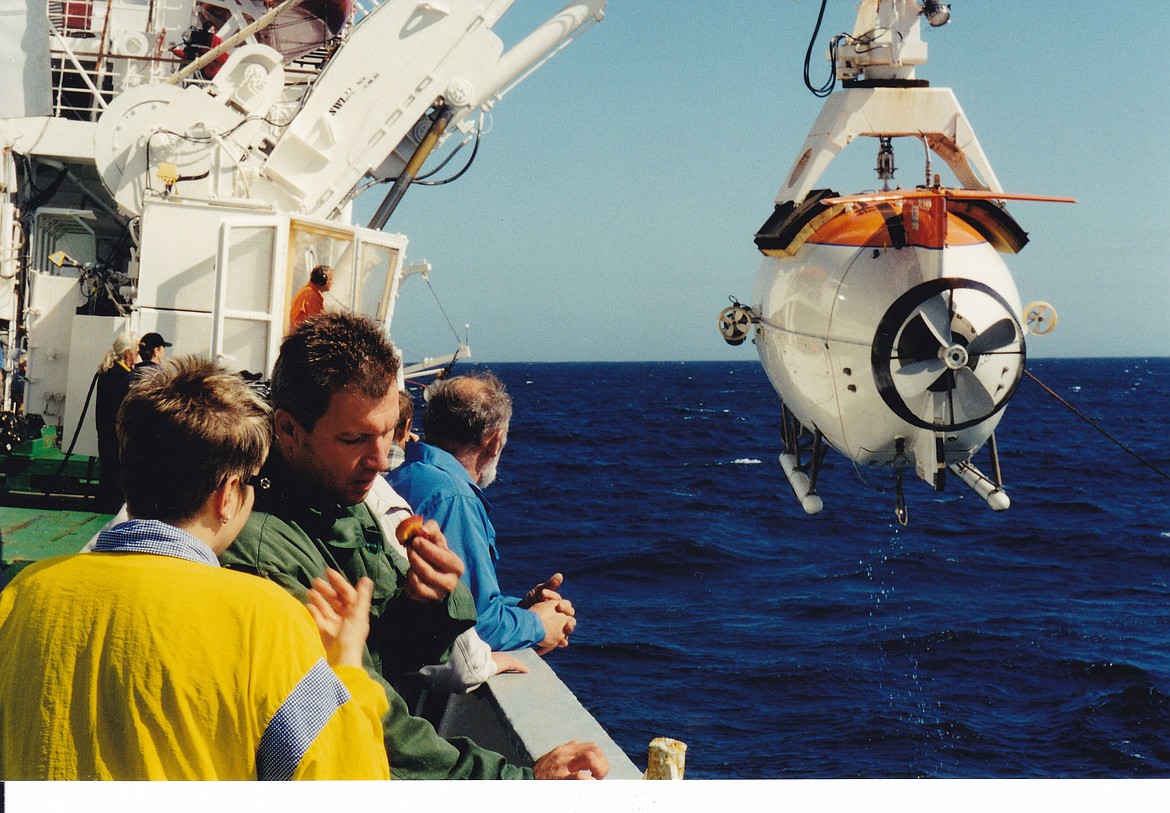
[1024,369,1170,482]
[54,371,100,479]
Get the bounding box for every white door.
[213,217,288,378]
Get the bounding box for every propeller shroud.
[871,278,1026,432]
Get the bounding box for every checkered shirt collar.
[93,518,220,567]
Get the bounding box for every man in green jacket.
[220,311,607,780]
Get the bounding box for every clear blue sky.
[356,1,1169,363]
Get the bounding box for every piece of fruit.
[395,514,425,547]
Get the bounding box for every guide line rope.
[1024,370,1170,482]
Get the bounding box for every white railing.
[40,0,338,121]
[436,649,643,778]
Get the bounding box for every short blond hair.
[118,356,271,523]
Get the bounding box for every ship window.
[288,226,355,312]
[221,318,269,375]
[356,243,398,322]
[224,226,275,313]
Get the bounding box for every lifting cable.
[1024,369,1170,482]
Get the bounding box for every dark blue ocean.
[459,357,1170,779]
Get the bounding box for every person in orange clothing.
[289,264,333,328]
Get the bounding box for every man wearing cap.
[131,332,172,383]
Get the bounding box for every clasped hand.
[520,572,565,608]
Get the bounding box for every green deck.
[0,425,112,581]
[1,427,101,499]
[1,507,113,575]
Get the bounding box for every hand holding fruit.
[394,514,425,548]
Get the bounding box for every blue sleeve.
[418,492,545,652]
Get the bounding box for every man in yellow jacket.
[0,357,389,780]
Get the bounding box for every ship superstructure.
[0,0,604,501]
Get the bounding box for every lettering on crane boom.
[328,73,382,115]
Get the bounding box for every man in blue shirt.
[387,372,576,654]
